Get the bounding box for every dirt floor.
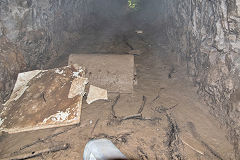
[0,28,236,159]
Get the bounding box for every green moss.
[128,0,141,10]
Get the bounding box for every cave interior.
[0,0,240,159]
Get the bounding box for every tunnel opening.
[0,0,240,159]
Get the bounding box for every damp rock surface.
[0,37,26,103]
[163,0,240,157]
[0,0,128,104]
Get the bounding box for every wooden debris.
[111,94,120,118]
[141,117,162,121]
[92,132,132,144]
[151,94,160,103]
[165,113,183,159]
[155,104,178,113]
[42,92,46,103]
[18,122,87,152]
[119,114,161,123]
[91,119,99,136]
[108,95,161,124]
[138,96,147,114]
[181,139,204,155]
[120,113,142,122]
[3,143,69,160]
[137,147,148,160]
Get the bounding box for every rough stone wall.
[0,37,26,103]
[0,0,126,103]
[163,0,240,158]
[0,0,98,102]
[0,0,97,68]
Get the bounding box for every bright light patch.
[128,0,136,9]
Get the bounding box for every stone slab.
[0,66,87,134]
[68,54,134,93]
[86,85,108,104]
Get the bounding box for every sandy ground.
[0,29,236,159]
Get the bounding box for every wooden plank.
[0,65,87,134]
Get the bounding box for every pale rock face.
[230,89,240,112]
[215,20,225,50]
[236,0,240,15]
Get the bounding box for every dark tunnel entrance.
[0,0,240,159]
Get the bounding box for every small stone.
[86,85,108,104]
[136,30,143,34]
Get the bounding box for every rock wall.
[0,0,96,102]
[0,38,26,103]
[0,0,127,103]
[0,0,97,69]
[163,0,240,158]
